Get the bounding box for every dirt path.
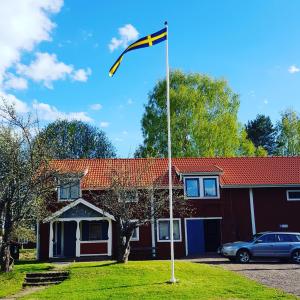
[2,286,46,300]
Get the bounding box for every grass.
[21,260,297,300]
[0,261,53,298]
[19,248,36,261]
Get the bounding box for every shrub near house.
[37,157,300,261]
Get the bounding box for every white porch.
[44,198,114,259]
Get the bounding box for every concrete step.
[23,271,69,287]
[26,271,69,278]
[23,281,62,287]
[25,276,69,283]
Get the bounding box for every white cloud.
[0,91,29,113]
[127,98,133,105]
[17,52,91,88]
[72,68,92,82]
[288,65,300,74]
[115,137,123,142]
[0,0,63,84]
[90,103,102,111]
[100,121,109,128]
[263,99,269,105]
[122,130,128,135]
[109,24,139,52]
[32,100,93,122]
[3,73,28,90]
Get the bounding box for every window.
[59,179,80,201]
[278,234,299,243]
[203,178,217,197]
[131,227,139,241]
[118,190,138,203]
[258,234,277,243]
[89,223,101,240]
[287,190,300,201]
[184,176,219,199]
[81,221,108,241]
[157,219,181,242]
[185,178,200,197]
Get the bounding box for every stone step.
[23,281,62,287]
[25,276,69,283]
[26,271,69,278]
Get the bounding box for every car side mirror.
[255,239,263,244]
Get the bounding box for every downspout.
[249,188,256,235]
[150,192,156,258]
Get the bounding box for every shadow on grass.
[70,261,118,270]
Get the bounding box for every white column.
[249,188,256,235]
[36,221,40,260]
[150,193,156,258]
[76,220,81,257]
[49,221,53,258]
[61,222,64,257]
[108,219,112,256]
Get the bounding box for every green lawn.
[19,261,297,300]
[0,261,53,298]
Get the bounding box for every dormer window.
[59,179,81,201]
[184,176,219,199]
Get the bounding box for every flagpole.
[165,21,176,283]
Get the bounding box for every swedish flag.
[109,27,167,77]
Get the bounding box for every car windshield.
[248,233,263,242]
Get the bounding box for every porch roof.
[43,198,115,222]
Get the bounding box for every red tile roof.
[50,157,300,189]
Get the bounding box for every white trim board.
[43,198,115,222]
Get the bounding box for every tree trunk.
[116,222,132,263]
[1,201,14,272]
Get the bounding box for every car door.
[251,234,277,257]
[276,234,295,257]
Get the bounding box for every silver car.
[219,232,300,263]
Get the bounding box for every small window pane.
[132,227,138,240]
[260,234,277,243]
[158,220,180,241]
[60,185,69,199]
[185,178,200,197]
[203,178,217,197]
[288,191,300,200]
[278,234,297,242]
[89,223,101,240]
[70,181,80,199]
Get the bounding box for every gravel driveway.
[189,257,300,297]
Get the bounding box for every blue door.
[64,221,76,258]
[186,219,205,256]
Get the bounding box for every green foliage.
[37,120,116,159]
[135,70,264,158]
[23,261,294,299]
[245,114,276,154]
[276,109,300,156]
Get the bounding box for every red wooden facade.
[37,157,300,261]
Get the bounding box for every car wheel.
[291,250,300,264]
[236,249,250,263]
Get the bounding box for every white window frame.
[183,177,200,198]
[118,190,138,203]
[286,190,300,201]
[184,176,220,199]
[157,218,182,242]
[130,219,140,241]
[58,178,82,202]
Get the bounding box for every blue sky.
[1,0,300,157]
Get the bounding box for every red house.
[37,157,300,261]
